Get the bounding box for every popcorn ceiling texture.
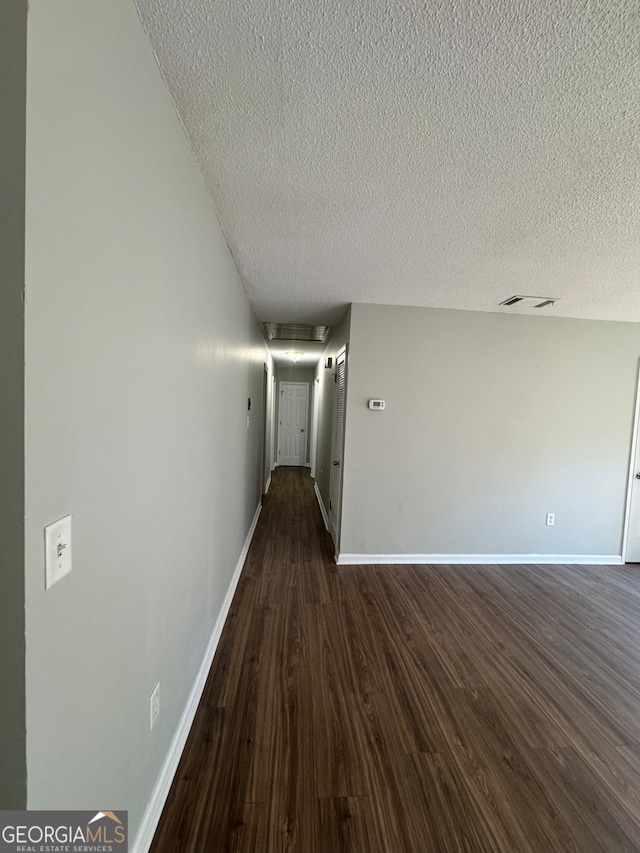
[135,0,640,325]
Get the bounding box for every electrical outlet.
[150,682,160,731]
[546,513,555,526]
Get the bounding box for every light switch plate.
[45,514,72,590]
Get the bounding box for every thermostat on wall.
[368,399,385,410]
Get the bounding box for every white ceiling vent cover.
[264,323,331,342]
[500,296,559,309]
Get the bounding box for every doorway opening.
[277,381,310,467]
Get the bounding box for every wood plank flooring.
[150,466,640,853]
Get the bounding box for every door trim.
[622,359,640,562]
[277,381,309,467]
[310,377,320,478]
[329,345,347,551]
[271,375,276,472]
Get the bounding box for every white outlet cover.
[150,682,160,731]
[44,514,72,590]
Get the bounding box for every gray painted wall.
[314,309,351,520]
[276,366,315,385]
[342,303,640,558]
[24,0,269,836]
[0,0,27,809]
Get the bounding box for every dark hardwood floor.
[150,466,640,853]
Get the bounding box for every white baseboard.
[336,553,623,566]
[131,502,262,853]
[314,482,329,531]
[264,473,272,494]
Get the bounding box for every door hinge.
[329,500,332,509]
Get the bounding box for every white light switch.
[45,514,72,590]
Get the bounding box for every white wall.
[24,0,269,837]
[0,0,27,809]
[341,303,640,560]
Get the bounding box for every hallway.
[150,467,640,853]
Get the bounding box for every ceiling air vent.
[263,323,331,342]
[499,295,559,309]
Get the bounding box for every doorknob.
[636,473,640,480]
[300,428,304,432]
[333,461,340,466]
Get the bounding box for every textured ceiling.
[135,0,640,326]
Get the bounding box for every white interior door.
[625,375,640,561]
[278,382,309,467]
[329,349,346,544]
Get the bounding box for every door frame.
[621,359,640,561]
[277,381,310,467]
[329,345,348,551]
[260,364,269,495]
[271,375,277,472]
[310,376,320,478]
